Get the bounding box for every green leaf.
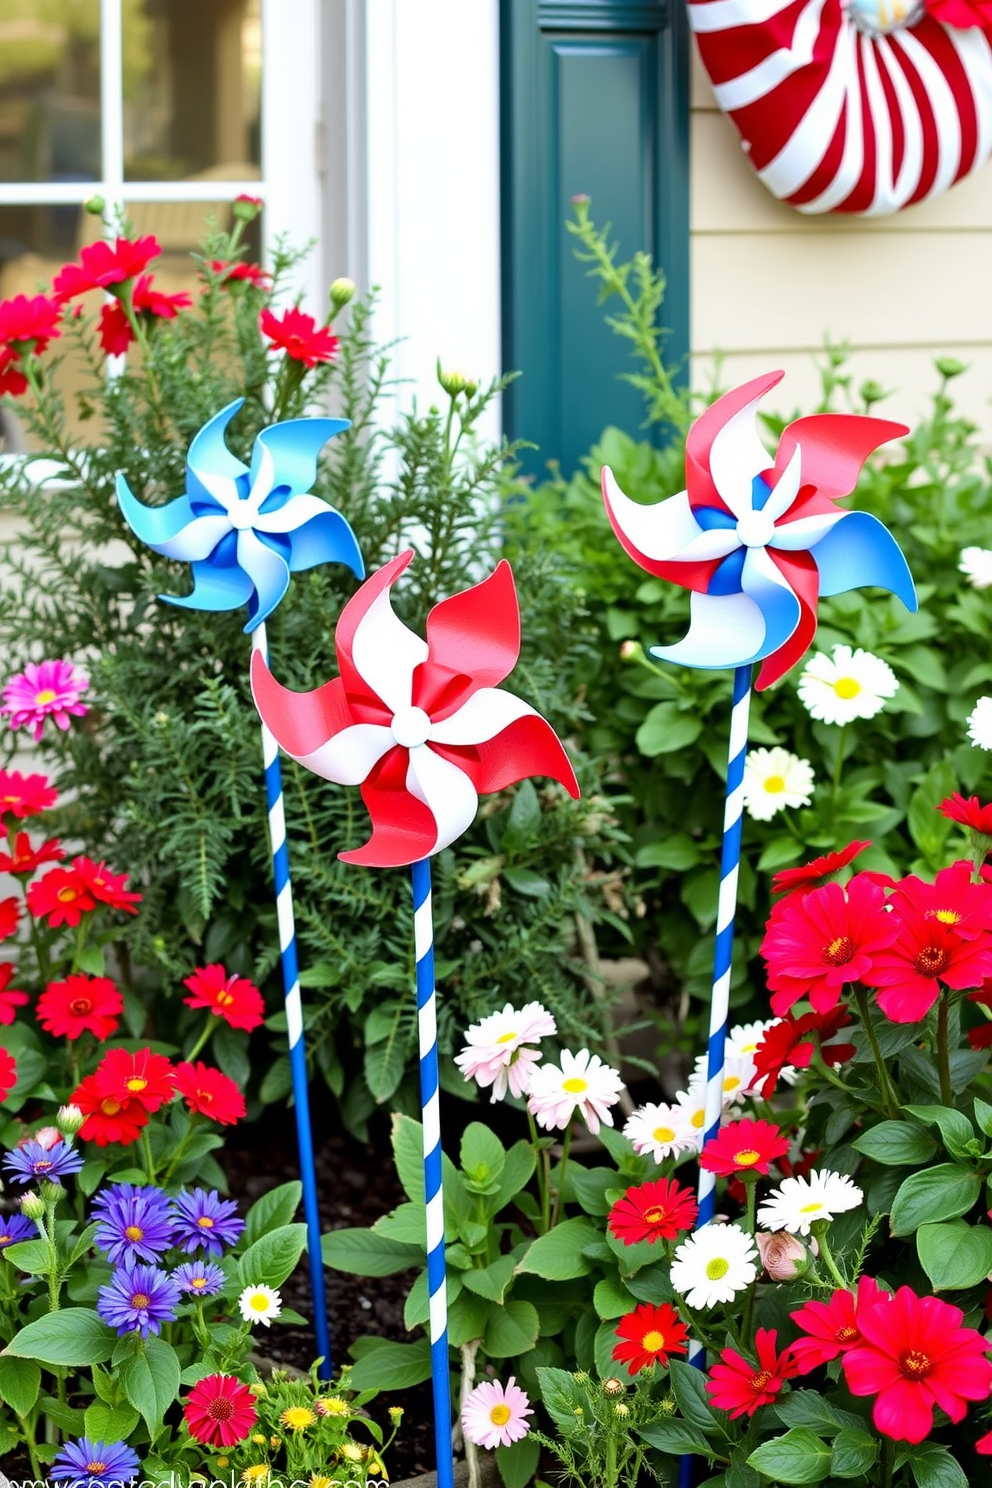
[460,1123,506,1190]
[3,1308,115,1365]
[322,1226,422,1276]
[903,1104,976,1160]
[484,1299,540,1357]
[84,1400,141,1443]
[76,945,105,976]
[570,1167,621,1217]
[852,1121,937,1167]
[774,1391,864,1436]
[830,1428,878,1479]
[747,1429,832,1484]
[636,702,703,756]
[890,1165,982,1235]
[447,1288,489,1347]
[917,1219,992,1289]
[461,1255,517,1304]
[638,1419,715,1457]
[909,1444,968,1488]
[493,1141,536,1211]
[497,1436,541,1488]
[668,1357,720,1437]
[515,1218,598,1280]
[372,1201,428,1247]
[348,1336,432,1390]
[593,1274,634,1320]
[2,1239,52,1275]
[536,1366,586,1436]
[0,1356,40,1416]
[502,867,550,897]
[635,834,701,871]
[243,1181,302,1248]
[974,1096,992,1138]
[236,1222,307,1288]
[502,779,542,850]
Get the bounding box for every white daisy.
[669,1223,758,1309]
[967,697,992,751]
[798,645,899,726]
[453,1000,556,1102]
[623,1101,695,1161]
[237,1283,282,1328]
[742,747,815,822]
[672,1084,708,1151]
[757,1170,863,1236]
[726,1020,775,1058]
[526,1048,624,1135]
[959,546,992,590]
[693,1050,758,1107]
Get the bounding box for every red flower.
[0,293,62,355]
[36,974,123,1040]
[699,1118,790,1178]
[771,840,870,898]
[174,1061,246,1124]
[612,1302,688,1375]
[53,235,161,300]
[751,1008,856,1098]
[0,770,57,821]
[707,1329,798,1418]
[184,1372,257,1446]
[608,1177,698,1245]
[0,832,64,875]
[0,964,28,1025]
[862,880,992,1023]
[0,898,19,942]
[97,275,193,354]
[0,349,27,397]
[91,1047,176,1112]
[260,306,339,368]
[843,1286,992,1444]
[0,1047,16,1100]
[790,1277,888,1373]
[26,866,96,927]
[71,1073,148,1146]
[762,875,899,1016]
[205,259,270,290]
[925,0,992,26]
[71,857,142,914]
[182,964,265,1032]
[886,861,992,942]
[940,793,992,836]
[978,1430,992,1455]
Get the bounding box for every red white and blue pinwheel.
[602,370,918,688]
[115,398,362,631]
[250,549,580,868]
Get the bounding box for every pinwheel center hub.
[735,510,775,547]
[390,706,432,748]
[228,501,259,531]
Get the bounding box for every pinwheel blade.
[250,417,349,498]
[186,400,249,504]
[813,510,918,611]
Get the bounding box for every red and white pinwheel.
[250,551,580,867]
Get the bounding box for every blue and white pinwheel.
[602,370,918,688]
[116,399,363,630]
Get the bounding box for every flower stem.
[185,1013,215,1064]
[936,994,953,1108]
[550,1123,573,1229]
[852,984,900,1120]
[831,724,847,811]
[811,1223,847,1290]
[141,1127,157,1184]
[527,1107,550,1235]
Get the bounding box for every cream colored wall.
[689,44,992,438]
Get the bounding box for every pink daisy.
[527,1048,625,1134]
[461,1376,533,1450]
[1,659,89,742]
[453,1000,556,1101]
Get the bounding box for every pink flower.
[461,1376,533,1449]
[757,1231,812,1281]
[527,1048,624,1135]
[1,659,89,742]
[453,1001,556,1102]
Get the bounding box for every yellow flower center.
[126,1077,147,1092]
[734,1148,761,1166]
[191,1277,208,1288]
[653,1125,676,1143]
[249,1292,270,1311]
[562,1077,588,1094]
[749,1369,773,1393]
[763,774,786,794]
[489,1404,512,1426]
[130,1292,150,1308]
[125,1225,144,1241]
[282,1407,315,1430]
[496,1031,517,1044]
[643,1206,668,1225]
[723,1074,741,1092]
[901,1349,931,1379]
[705,1257,730,1280]
[800,1201,824,1213]
[641,1329,666,1352]
[86,1464,108,1476]
[196,1216,215,1228]
[823,935,855,966]
[931,908,960,925]
[35,689,57,705]
[690,1109,705,1130]
[100,1098,122,1115]
[833,677,861,699]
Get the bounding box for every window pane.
[0,1,101,186]
[123,0,261,183]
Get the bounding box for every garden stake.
[116,401,363,1376]
[250,549,579,1483]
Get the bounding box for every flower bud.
[233,194,263,222]
[32,1126,62,1151]
[40,1181,65,1206]
[602,1378,625,1395]
[936,356,966,381]
[21,1191,45,1219]
[57,1104,84,1136]
[329,277,357,312]
[757,1230,812,1281]
[859,380,885,408]
[619,640,642,661]
[388,1405,404,1422]
[614,1402,630,1418]
[84,194,106,216]
[436,361,472,398]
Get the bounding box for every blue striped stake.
[412,856,455,1488]
[681,663,752,1488]
[253,623,332,1380]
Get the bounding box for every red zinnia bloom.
[0,964,28,1025]
[71,856,142,915]
[184,1372,257,1446]
[751,1008,856,1099]
[707,1328,798,1418]
[612,1302,688,1375]
[0,898,18,942]
[887,861,992,942]
[978,1430,992,1455]
[26,866,96,928]
[97,275,193,353]
[699,1118,790,1178]
[0,832,64,875]
[36,974,123,1040]
[53,235,161,300]
[0,769,58,822]
[762,875,899,1016]
[771,840,870,898]
[608,1177,698,1245]
[204,259,270,290]
[182,964,265,1032]
[862,905,992,1025]
[0,1047,16,1100]
[260,307,339,368]
[940,793,992,837]
[790,1276,889,1373]
[174,1061,246,1125]
[0,293,62,355]
[0,348,27,396]
[71,1072,148,1146]
[843,1286,992,1444]
[92,1046,176,1112]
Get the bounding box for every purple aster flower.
[0,1212,37,1248]
[171,1188,244,1257]
[51,1436,140,1488]
[172,1258,226,1296]
[2,1138,84,1185]
[91,1182,175,1266]
[96,1262,180,1338]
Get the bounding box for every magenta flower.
[1,660,89,742]
[461,1376,533,1449]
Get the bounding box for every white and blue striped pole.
[412,855,454,1488]
[253,623,332,1379]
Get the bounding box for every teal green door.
[500,0,689,478]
